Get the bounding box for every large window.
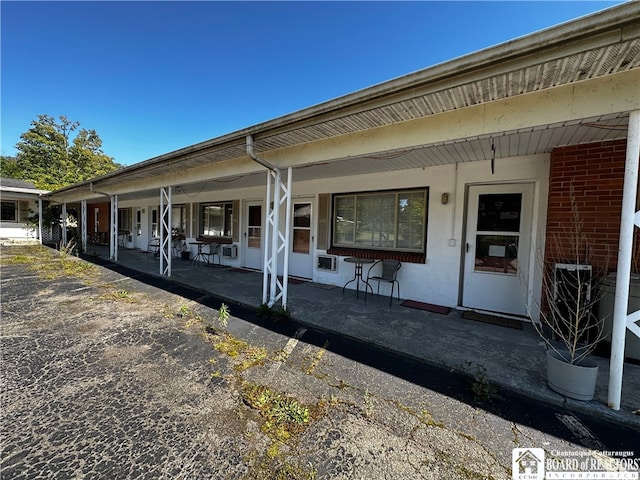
[1,201,17,222]
[117,208,132,231]
[333,189,427,252]
[172,204,188,235]
[201,202,233,237]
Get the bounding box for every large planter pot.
[546,349,599,401]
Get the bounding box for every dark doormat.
[400,300,451,315]
[279,276,307,285]
[462,310,523,330]
[306,282,336,290]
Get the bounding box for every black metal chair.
[204,242,221,266]
[146,238,160,257]
[366,259,401,306]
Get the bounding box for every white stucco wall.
[115,153,549,313]
[0,197,39,241]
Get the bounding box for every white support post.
[61,203,68,246]
[160,187,172,277]
[110,195,118,261]
[261,167,292,308]
[38,197,43,245]
[246,135,291,309]
[268,169,281,306]
[81,200,87,253]
[280,167,293,309]
[609,110,640,410]
[262,173,272,305]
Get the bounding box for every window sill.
[327,247,425,264]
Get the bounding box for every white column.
[281,167,293,309]
[61,203,68,246]
[110,195,118,261]
[160,187,172,276]
[262,172,272,305]
[261,167,292,308]
[609,110,640,410]
[81,200,87,253]
[38,197,43,245]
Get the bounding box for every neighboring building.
[0,178,49,243]
[46,3,639,406]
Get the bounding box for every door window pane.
[474,235,519,274]
[293,230,310,253]
[293,203,311,228]
[476,194,522,232]
[248,205,261,248]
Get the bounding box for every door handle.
[466,242,470,253]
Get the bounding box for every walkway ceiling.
[51,2,639,203]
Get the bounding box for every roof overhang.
[48,2,640,204]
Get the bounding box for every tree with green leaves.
[4,114,121,190]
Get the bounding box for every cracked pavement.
[0,245,619,479]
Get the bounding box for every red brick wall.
[87,202,110,236]
[546,139,629,271]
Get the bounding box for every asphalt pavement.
[2,244,639,480]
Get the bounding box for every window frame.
[1,201,18,222]
[171,204,188,235]
[332,187,428,253]
[200,201,233,239]
[117,207,132,232]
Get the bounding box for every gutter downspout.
[246,135,290,309]
[246,135,277,172]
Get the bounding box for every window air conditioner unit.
[222,245,237,258]
[317,255,337,271]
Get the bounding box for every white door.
[134,208,142,249]
[462,183,534,316]
[243,201,263,270]
[289,200,313,278]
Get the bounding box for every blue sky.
[1,1,626,166]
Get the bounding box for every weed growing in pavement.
[100,289,136,303]
[209,332,268,371]
[303,343,328,376]
[455,361,503,404]
[239,381,325,480]
[256,303,291,322]
[363,389,375,418]
[241,382,311,441]
[217,303,230,328]
[5,254,34,264]
[11,244,96,280]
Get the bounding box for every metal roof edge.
[0,186,50,195]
